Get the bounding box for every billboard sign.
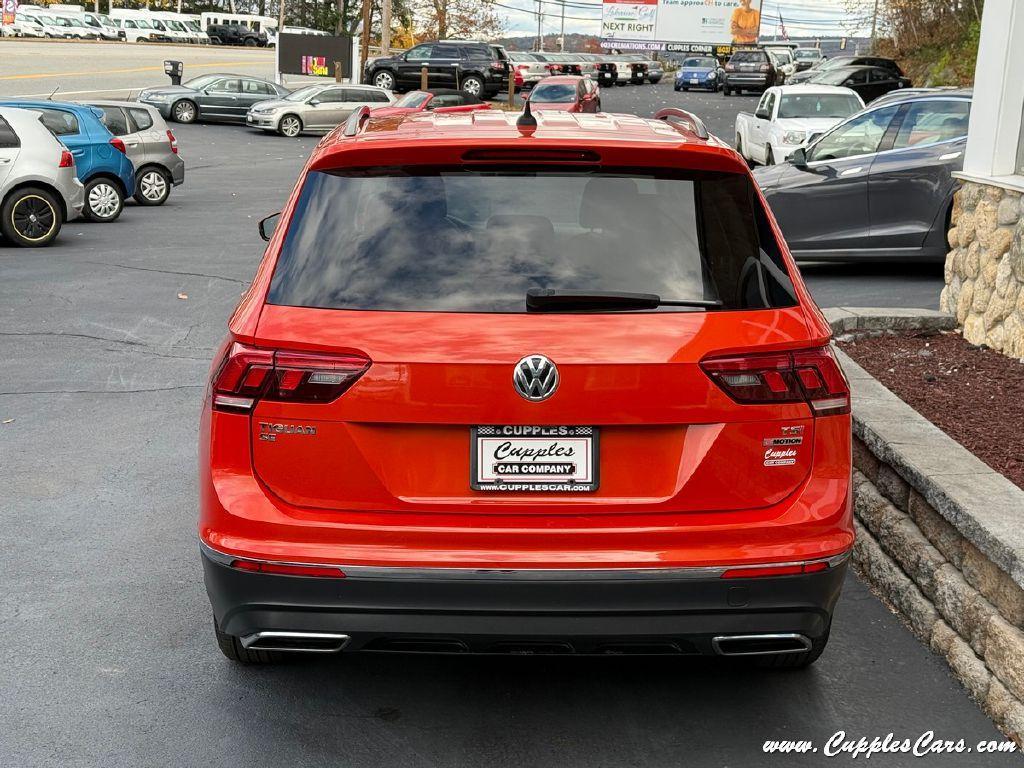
[2,0,17,27]
[277,31,353,79]
[601,0,762,48]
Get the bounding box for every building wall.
[944,0,1024,357]
[942,182,1024,357]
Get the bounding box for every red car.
[368,88,491,117]
[200,106,853,666]
[525,76,601,112]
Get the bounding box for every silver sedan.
[0,107,85,248]
[247,84,395,137]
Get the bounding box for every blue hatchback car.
[0,100,135,222]
[674,55,724,92]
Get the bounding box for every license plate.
[690,78,699,84]
[471,425,598,492]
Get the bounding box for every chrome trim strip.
[240,631,350,653]
[200,541,851,582]
[711,633,812,656]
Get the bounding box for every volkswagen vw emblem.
[513,354,559,402]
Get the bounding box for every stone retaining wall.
[941,180,1024,357]
[851,454,1024,745]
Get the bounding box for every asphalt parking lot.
[0,78,999,767]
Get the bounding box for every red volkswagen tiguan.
[199,107,853,666]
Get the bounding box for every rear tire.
[133,167,171,206]
[460,74,485,97]
[83,178,123,222]
[244,36,257,46]
[214,620,283,664]
[1,186,63,247]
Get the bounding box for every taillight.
[490,62,506,73]
[166,129,178,154]
[211,342,370,412]
[109,137,126,154]
[759,63,770,72]
[700,346,850,416]
[58,149,73,168]
[725,63,736,71]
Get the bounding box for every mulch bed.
[838,330,1024,491]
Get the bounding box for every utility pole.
[277,0,285,35]
[869,0,879,52]
[360,0,371,76]
[559,0,565,52]
[381,0,391,53]
[536,0,542,52]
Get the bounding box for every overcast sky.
[497,0,872,40]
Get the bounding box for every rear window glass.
[268,168,796,313]
[730,51,767,64]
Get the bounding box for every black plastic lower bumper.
[202,549,847,655]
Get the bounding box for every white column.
[962,0,1024,179]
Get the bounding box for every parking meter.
[164,60,183,86]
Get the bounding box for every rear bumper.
[202,542,849,654]
[726,74,770,88]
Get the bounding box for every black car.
[808,65,912,103]
[364,40,509,98]
[789,55,903,84]
[754,91,971,261]
[208,23,266,46]
[723,49,779,95]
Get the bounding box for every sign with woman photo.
[601,0,762,46]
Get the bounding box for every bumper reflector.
[231,559,346,578]
[721,560,830,579]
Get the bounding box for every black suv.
[723,49,779,96]
[208,23,267,47]
[364,41,509,98]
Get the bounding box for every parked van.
[200,11,276,34]
[109,9,169,43]
[152,12,210,44]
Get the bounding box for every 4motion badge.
[763,424,804,466]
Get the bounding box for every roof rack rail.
[653,108,709,140]
[343,105,372,137]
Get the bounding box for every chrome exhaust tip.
[241,631,350,653]
[711,633,812,656]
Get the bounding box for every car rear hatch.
[224,161,842,516]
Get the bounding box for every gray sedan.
[138,73,289,125]
[246,83,394,137]
[754,91,971,261]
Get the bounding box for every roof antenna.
[516,98,537,131]
[47,85,60,101]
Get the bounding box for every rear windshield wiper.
[526,289,723,312]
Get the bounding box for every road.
[0,79,992,767]
[0,39,314,98]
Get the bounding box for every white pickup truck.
[734,84,864,166]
